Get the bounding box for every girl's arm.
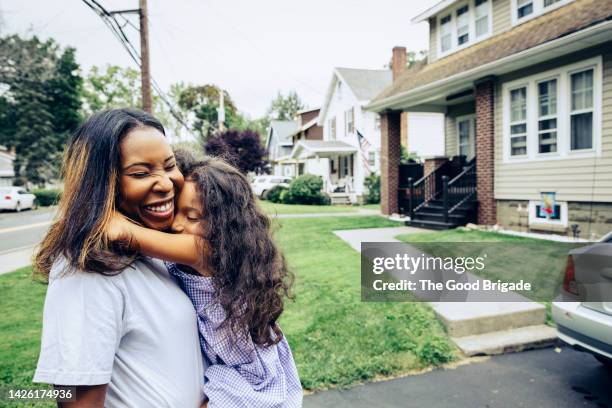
[106,212,209,272]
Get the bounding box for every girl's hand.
[105,211,135,243]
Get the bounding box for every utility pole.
[107,1,152,114]
[138,0,152,113]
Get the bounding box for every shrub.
[281,174,329,205]
[364,174,380,204]
[266,185,287,203]
[32,189,61,207]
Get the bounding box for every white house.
[266,120,298,177]
[0,146,15,187]
[290,67,444,203]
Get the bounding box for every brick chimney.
[392,46,407,82]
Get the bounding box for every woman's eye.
[130,172,149,178]
[165,163,176,171]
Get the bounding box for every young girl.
[108,151,302,408]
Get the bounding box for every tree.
[0,35,82,186]
[176,84,240,142]
[266,90,304,121]
[386,50,428,70]
[204,129,268,174]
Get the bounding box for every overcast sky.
[1,0,438,118]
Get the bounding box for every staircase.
[404,158,478,230]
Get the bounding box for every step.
[452,324,557,356]
[431,301,547,338]
[407,219,459,230]
[413,211,467,223]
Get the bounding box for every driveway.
[304,346,612,408]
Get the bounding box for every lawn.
[396,228,584,322]
[258,200,380,215]
[0,215,454,399]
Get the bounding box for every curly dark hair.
[174,149,293,347]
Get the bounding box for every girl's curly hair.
[174,149,292,347]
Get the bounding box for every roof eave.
[366,20,612,112]
[411,0,458,24]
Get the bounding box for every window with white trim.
[440,14,452,53]
[345,108,354,135]
[512,0,574,25]
[503,57,601,163]
[456,5,470,46]
[509,87,528,156]
[437,0,492,57]
[368,151,376,167]
[328,117,336,140]
[537,78,558,153]
[570,69,593,150]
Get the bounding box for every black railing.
[442,161,477,223]
[401,156,476,222]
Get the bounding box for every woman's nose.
[153,173,174,194]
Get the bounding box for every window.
[570,69,593,150]
[510,87,528,156]
[374,116,381,132]
[368,151,376,167]
[345,108,354,135]
[503,57,601,162]
[328,117,337,140]
[537,79,558,153]
[438,1,491,56]
[528,200,568,226]
[475,0,489,38]
[513,0,573,25]
[440,14,452,53]
[456,6,470,46]
[517,0,533,18]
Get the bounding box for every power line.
[80,0,192,135]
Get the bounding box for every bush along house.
[367,0,612,239]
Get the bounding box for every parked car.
[251,176,292,199]
[552,234,612,369]
[0,187,37,212]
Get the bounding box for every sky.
[1,0,439,118]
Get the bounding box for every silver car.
[552,233,612,368]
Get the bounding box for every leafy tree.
[0,35,82,186]
[204,129,268,174]
[386,50,428,70]
[176,84,240,142]
[266,90,304,121]
[81,65,140,114]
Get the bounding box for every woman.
[33,109,205,407]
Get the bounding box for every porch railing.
[441,161,477,223]
[406,160,454,219]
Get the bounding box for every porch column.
[380,111,401,215]
[475,78,497,225]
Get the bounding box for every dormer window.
[456,6,470,46]
[437,0,491,57]
[440,15,452,53]
[512,0,573,25]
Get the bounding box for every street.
[304,346,612,408]
[0,207,55,274]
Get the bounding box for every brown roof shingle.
[372,0,612,103]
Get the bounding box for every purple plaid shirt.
[166,263,303,408]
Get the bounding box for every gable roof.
[318,68,392,125]
[411,0,458,24]
[267,120,298,149]
[369,0,612,111]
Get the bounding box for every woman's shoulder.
[49,256,128,288]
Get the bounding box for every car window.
[271,178,284,183]
[18,189,27,194]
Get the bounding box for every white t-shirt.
[34,257,205,408]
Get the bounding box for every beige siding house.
[368,0,612,239]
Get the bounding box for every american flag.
[356,129,372,174]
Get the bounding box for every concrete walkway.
[333,226,556,356]
[0,245,36,275]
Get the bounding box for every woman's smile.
[142,197,174,220]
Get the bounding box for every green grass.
[0,215,456,396]
[258,200,358,214]
[396,228,583,324]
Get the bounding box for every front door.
[457,115,476,161]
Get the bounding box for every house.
[291,67,444,203]
[266,120,298,177]
[367,0,612,239]
[0,146,15,187]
